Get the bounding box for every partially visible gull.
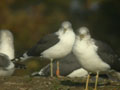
[13,21,76,77]
[0,30,25,76]
[0,30,15,60]
[31,53,88,78]
[0,53,15,76]
[73,27,120,90]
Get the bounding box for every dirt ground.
[0,76,120,90]
[2,59,119,90]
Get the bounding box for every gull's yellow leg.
[85,74,90,90]
[56,61,60,77]
[50,59,53,77]
[94,72,99,90]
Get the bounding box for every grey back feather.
[27,33,60,56]
[0,53,10,68]
[95,40,120,71]
[40,53,81,76]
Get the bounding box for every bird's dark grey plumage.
[0,53,25,75]
[0,53,10,69]
[32,53,88,77]
[27,34,59,56]
[95,40,120,71]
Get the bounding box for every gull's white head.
[77,27,90,39]
[56,21,73,35]
[61,21,72,29]
[0,30,14,42]
[61,21,72,33]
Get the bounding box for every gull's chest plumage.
[73,40,110,73]
[42,31,75,59]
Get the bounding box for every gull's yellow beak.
[63,28,67,33]
[80,34,85,39]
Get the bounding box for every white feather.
[67,68,88,77]
[0,30,14,60]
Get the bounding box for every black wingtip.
[11,57,21,62]
[14,62,26,69]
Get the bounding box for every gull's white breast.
[42,30,75,59]
[73,39,110,73]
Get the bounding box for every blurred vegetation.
[0,0,120,75]
[0,0,70,56]
[0,0,119,55]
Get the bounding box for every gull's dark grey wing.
[0,53,26,70]
[95,40,120,71]
[0,54,10,68]
[26,33,60,56]
[39,53,81,76]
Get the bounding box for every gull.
[73,27,120,90]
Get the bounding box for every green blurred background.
[0,0,120,75]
